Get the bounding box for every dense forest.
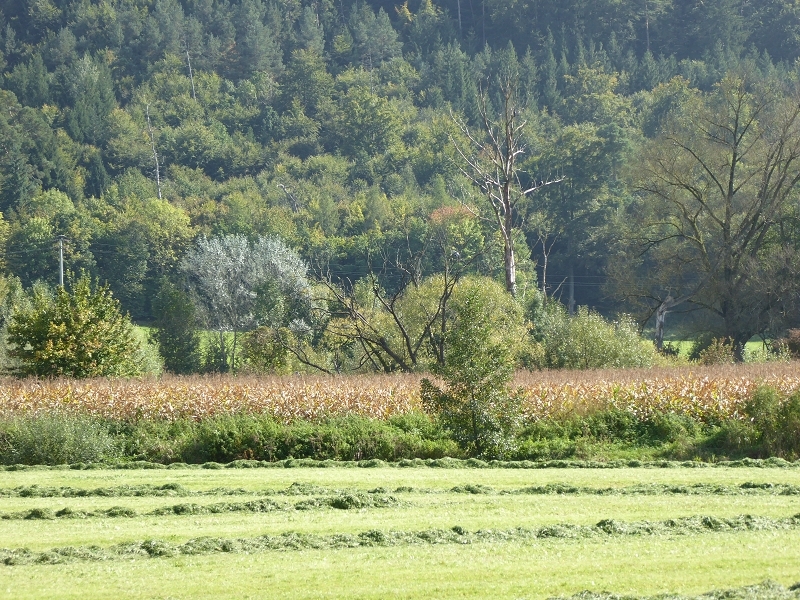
[1,0,800,374]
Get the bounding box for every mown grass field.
[1,464,800,599]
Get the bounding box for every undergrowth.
[1,386,799,465]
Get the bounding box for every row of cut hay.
[0,363,798,423]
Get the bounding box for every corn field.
[515,363,800,423]
[0,363,799,423]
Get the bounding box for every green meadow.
[1,464,799,599]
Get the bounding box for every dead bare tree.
[145,104,162,200]
[452,76,562,297]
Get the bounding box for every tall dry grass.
[0,374,421,422]
[0,363,798,423]
[515,363,800,422]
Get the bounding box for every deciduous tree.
[453,75,560,297]
[182,234,310,371]
[616,72,800,355]
[8,274,141,378]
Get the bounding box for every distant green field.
[662,339,771,358]
[1,466,799,599]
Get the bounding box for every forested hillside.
[1,0,800,374]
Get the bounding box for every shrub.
[0,413,121,465]
[7,274,142,378]
[240,326,293,374]
[131,327,163,376]
[786,329,800,357]
[183,414,283,463]
[696,337,735,365]
[641,411,700,443]
[537,304,657,369]
[744,386,800,458]
[744,341,791,363]
[421,282,522,459]
[124,412,456,464]
[0,275,24,375]
[708,418,758,456]
[150,279,201,374]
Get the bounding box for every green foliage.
[779,329,800,358]
[536,304,657,370]
[240,326,293,375]
[743,342,791,364]
[130,327,164,377]
[150,279,202,374]
[0,274,24,374]
[7,274,142,378]
[180,413,453,463]
[516,408,706,461]
[4,411,457,465]
[421,283,522,458]
[1,0,799,355]
[183,234,312,373]
[0,413,121,465]
[7,388,800,464]
[743,387,800,459]
[203,332,233,374]
[695,337,735,365]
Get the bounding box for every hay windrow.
[2,513,799,565]
[3,456,799,471]
[549,580,800,600]
[2,481,800,507]
[0,492,402,520]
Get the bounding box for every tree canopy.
[7,274,141,377]
[1,0,800,371]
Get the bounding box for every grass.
[3,462,800,489]
[1,466,800,598]
[1,493,799,550]
[663,339,769,357]
[2,531,799,598]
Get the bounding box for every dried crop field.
[1,363,799,423]
[0,463,799,599]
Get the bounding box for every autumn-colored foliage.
[514,364,800,423]
[1,363,799,424]
[0,374,420,422]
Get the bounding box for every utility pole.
[56,235,66,287]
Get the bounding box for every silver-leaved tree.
[182,234,311,372]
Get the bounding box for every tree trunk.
[654,301,667,351]
[568,264,575,316]
[503,200,517,297]
[503,239,517,297]
[655,295,677,351]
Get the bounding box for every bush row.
[1,386,799,466]
[0,412,459,465]
[518,386,800,461]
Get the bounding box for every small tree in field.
[8,274,141,378]
[150,279,202,374]
[421,283,522,458]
